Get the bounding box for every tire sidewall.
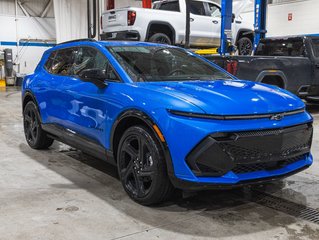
[117,126,166,204]
[238,37,253,55]
[148,33,172,45]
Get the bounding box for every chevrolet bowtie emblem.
[270,113,284,121]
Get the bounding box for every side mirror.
[78,68,108,89]
[232,13,236,23]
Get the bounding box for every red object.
[226,60,238,76]
[107,0,114,10]
[127,11,136,26]
[288,13,293,21]
[142,0,152,8]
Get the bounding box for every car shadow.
[18,142,311,238]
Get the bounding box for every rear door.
[189,0,220,47]
[38,48,76,124]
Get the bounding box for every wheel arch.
[256,70,288,89]
[146,21,176,44]
[236,29,254,43]
[110,109,175,176]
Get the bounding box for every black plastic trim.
[42,123,115,165]
[170,165,310,191]
[100,31,140,41]
[167,108,305,120]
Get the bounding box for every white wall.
[240,0,319,37]
[0,15,55,75]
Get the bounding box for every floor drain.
[250,190,319,224]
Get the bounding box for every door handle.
[212,20,219,24]
[190,18,194,22]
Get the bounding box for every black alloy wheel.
[23,101,54,149]
[148,33,172,45]
[238,37,253,55]
[117,126,174,205]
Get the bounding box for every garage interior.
[1,0,319,239]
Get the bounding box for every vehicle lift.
[105,0,268,56]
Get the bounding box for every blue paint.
[22,40,313,186]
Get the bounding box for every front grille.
[186,123,313,177]
[232,155,305,174]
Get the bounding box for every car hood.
[138,80,305,115]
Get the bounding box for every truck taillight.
[127,11,136,26]
[226,60,238,75]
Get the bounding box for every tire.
[117,125,174,205]
[23,101,54,149]
[237,37,253,55]
[148,33,172,45]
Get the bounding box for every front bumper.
[100,30,140,41]
[168,123,313,190]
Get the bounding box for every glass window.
[108,46,231,82]
[45,47,119,81]
[158,1,180,12]
[189,1,206,16]
[207,3,221,18]
[45,48,77,75]
[255,38,305,57]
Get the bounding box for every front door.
[58,46,118,147]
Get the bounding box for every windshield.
[255,38,305,57]
[107,46,232,82]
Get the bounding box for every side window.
[207,3,221,18]
[158,1,180,12]
[189,1,206,16]
[72,47,119,81]
[45,47,77,75]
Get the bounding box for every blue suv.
[22,39,313,205]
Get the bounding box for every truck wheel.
[148,33,172,45]
[238,37,253,55]
[117,125,174,205]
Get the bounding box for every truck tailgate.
[102,9,128,28]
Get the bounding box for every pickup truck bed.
[205,36,319,101]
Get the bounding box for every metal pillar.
[142,0,152,8]
[219,0,233,55]
[254,0,268,50]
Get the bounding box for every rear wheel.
[237,37,253,55]
[23,101,54,149]
[148,33,172,45]
[117,125,174,205]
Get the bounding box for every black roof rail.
[57,38,97,45]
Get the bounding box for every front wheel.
[237,37,253,55]
[117,126,174,205]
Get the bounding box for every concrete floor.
[1,87,319,240]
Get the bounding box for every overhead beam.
[40,0,53,18]
[17,0,30,17]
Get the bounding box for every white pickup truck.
[101,0,254,55]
